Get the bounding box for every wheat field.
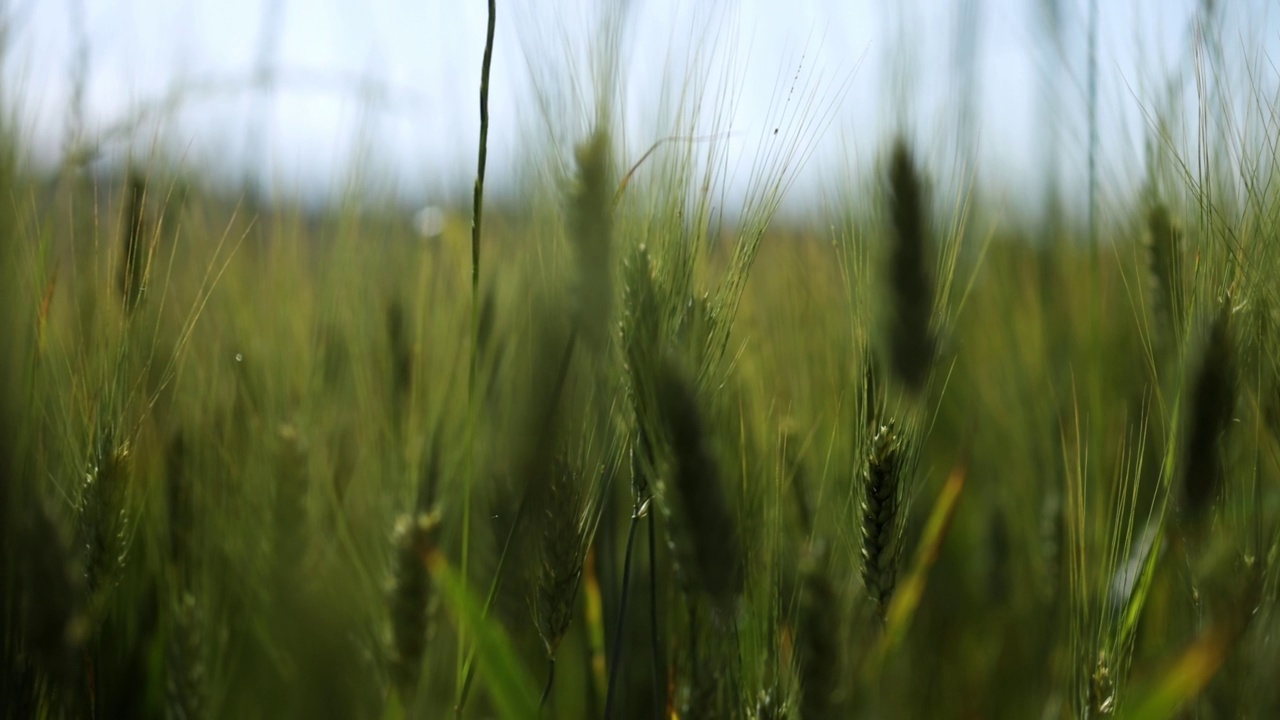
[3,3,1280,719]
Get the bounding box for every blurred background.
[2,0,1276,219]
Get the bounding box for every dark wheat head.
[885,138,936,394]
[1181,302,1236,524]
[654,357,743,607]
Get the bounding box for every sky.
[1,0,1277,218]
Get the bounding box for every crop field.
[3,2,1280,719]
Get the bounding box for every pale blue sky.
[2,0,1276,216]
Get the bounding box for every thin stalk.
[453,488,531,718]
[647,510,663,719]
[539,657,556,715]
[471,0,494,293]
[461,0,496,702]
[603,511,642,719]
[688,597,700,703]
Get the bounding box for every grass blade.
[427,550,539,720]
[877,462,966,659]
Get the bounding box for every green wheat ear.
[389,508,441,700]
[860,421,904,618]
[534,456,586,660]
[77,424,132,596]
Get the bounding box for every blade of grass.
[428,549,539,720]
[1124,548,1262,720]
[454,489,532,716]
[877,462,966,660]
[1123,613,1248,720]
[461,0,497,701]
[603,507,643,719]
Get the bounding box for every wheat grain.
[77,425,131,595]
[860,421,904,617]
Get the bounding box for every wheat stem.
[647,511,663,719]
[459,0,496,700]
[603,510,641,719]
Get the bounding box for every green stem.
[604,510,641,719]
[459,0,496,704]
[539,656,556,715]
[647,510,663,719]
